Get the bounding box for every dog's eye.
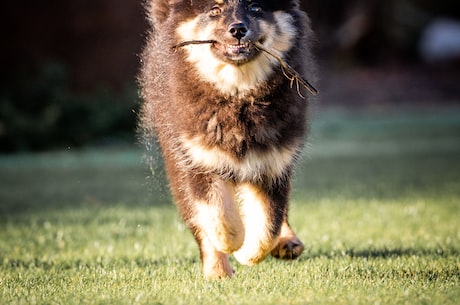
[248,3,262,14]
[210,6,222,17]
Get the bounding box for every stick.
[254,42,318,97]
[172,40,215,50]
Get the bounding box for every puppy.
[139,0,317,279]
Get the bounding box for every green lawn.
[1,106,459,304]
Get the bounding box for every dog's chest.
[192,98,283,157]
[175,96,301,181]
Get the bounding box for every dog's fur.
[139,0,317,279]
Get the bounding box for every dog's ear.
[288,0,301,9]
[146,0,191,26]
[264,0,300,11]
[145,0,171,26]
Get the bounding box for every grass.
[1,106,459,304]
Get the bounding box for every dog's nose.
[228,22,248,40]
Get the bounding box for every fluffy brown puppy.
[139,0,317,279]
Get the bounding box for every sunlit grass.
[1,106,459,304]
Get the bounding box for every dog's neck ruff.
[176,12,297,96]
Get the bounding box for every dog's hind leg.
[270,218,304,260]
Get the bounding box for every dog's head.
[152,0,305,95]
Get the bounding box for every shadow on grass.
[301,247,459,260]
[298,247,460,282]
[2,255,198,272]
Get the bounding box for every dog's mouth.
[216,42,252,55]
[171,39,263,64]
[211,41,261,64]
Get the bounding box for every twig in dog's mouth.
[253,43,318,97]
[172,40,216,49]
[172,40,319,97]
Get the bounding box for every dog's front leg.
[233,180,289,265]
[187,176,245,279]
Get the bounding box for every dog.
[139,0,317,279]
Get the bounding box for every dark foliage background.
[1,0,459,152]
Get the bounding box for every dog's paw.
[271,236,304,260]
[202,252,234,280]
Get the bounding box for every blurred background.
[0,0,459,152]
[1,3,459,301]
